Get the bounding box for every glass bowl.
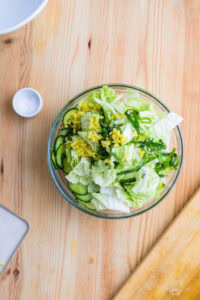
[47,84,183,219]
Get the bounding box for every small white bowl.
[12,88,43,118]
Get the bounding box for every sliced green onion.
[117,157,156,176]
[140,117,152,124]
[125,110,141,133]
[120,177,136,184]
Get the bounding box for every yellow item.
[64,111,84,133]
[89,114,102,131]
[87,132,102,143]
[138,150,144,157]
[71,138,97,159]
[79,101,101,112]
[101,138,111,152]
[110,128,128,147]
[105,159,114,168]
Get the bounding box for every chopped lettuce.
[94,97,117,121]
[81,112,94,131]
[88,182,100,193]
[91,160,117,187]
[124,166,161,206]
[66,158,91,185]
[111,143,135,162]
[91,186,130,212]
[65,148,80,170]
[124,94,153,112]
[144,112,183,145]
[100,85,117,102]
[60,86,183,213]
[120,123,137,141]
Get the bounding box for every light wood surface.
[114,187,200,299]
[0,1,199,299]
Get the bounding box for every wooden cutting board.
[114,188,200,300]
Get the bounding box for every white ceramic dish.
[13,88,43,118]
[0,0,48,34]
[0,205,29,277]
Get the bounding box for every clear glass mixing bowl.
[47,84,183,219]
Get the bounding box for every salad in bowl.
[48,85,183,218]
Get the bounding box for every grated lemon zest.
[87,132,102,143]
[71,138,97,159]
[110,128,128,147]
[89,114,102,131]
[101,138,111,152]
[79,101,101,112]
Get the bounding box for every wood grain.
[114,187,200,299]
[0,0,199,299]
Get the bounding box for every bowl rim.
[0,0,48,35]
[47,84,184,220]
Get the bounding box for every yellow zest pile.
[87,132,102,143]
[79,101,101,112]
[71,138,97,159]
[110,128,128,147]
[101,138,111,152]
[89,114,102,130]
[105,159,114,168]
[64,111,84,133]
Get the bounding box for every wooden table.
[0,1,199,299]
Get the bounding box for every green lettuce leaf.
[91,160,117,187]
[94,97,117,121]
[66,158,91,185]
[124,94,153,111]
[65,148,80,169]
[88,182,100,193]
[143,112,183,145]
[124,165,161,207]
[120,123,137,141]
[111,143,135,163]
[91,185,130,212]
[81,112,94,131]
[100,85,117,102]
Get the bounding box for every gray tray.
[0,204,29,277]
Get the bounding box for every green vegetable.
[91,160,116,187]
[63,108,78,128]
[91,186,130,212]
[78,200,96,210]
[88,182,100,193]
[60,128,70,136]
[155,148,179,177]
[56,144,65,168]
[66,158,91,185]
[125,109,141,133]
[120,177,136,184]
[54,136,65,152]
[138,138,166,151]
[78,131,99,152]
[51,86,182,212]
[123,166,161,207]
[63,157,71,174]
[76,193,92,202]
[51,151,58,169]
[68,182,88,195]
[111,144,135,162]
